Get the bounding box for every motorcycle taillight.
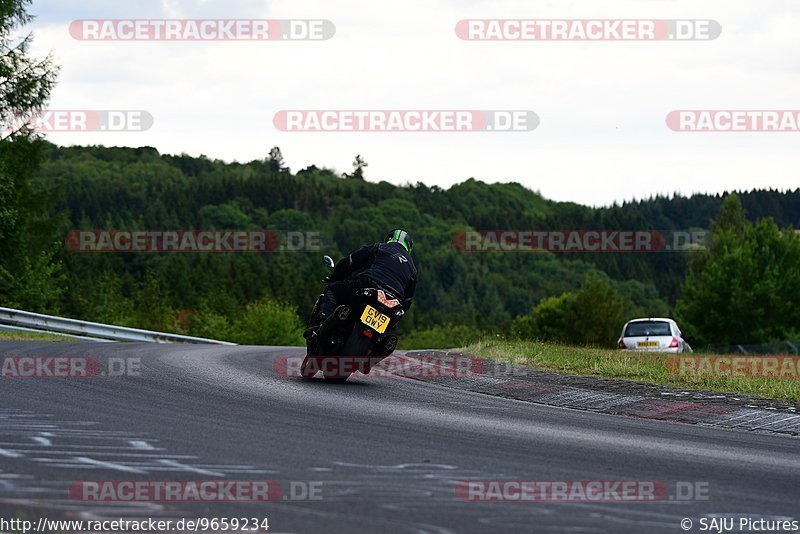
[377,289,400,308]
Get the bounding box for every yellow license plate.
[360,305,390,333]
[637,341,659,348]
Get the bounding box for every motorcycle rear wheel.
[323,326,372,382]
[300,355,317,379]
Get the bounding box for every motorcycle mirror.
[323,255,335,269]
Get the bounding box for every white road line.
[156,459,225,477]
[74,456,148,474]
[0,442,165,450]
[28,452,197,458]
[31,464,111,470]
[32,436,52,446]
[0,449,23,458]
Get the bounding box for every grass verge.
[463,339,800,403]
[0,329,69,341]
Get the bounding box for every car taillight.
[617,339,626,349]
[376,289,400,308]
[669,337,679,348]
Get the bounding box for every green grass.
[0,329,69,341]
[463,339,800,403]
[398,324,484,350]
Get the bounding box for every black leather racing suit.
[312,242,417,324]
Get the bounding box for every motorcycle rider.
[305,229,416,339]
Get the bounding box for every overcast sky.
[25,0,800,206]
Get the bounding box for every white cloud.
[27,0,800,205]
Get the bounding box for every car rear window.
[625,321,671,337]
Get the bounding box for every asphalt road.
[0,341,798,534]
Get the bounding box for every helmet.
[385,228,413,252]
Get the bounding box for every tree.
[266,146,287,173]
[712,192,748,238]
[1,0,58,141]
[0,0,61,310]
[675,194,800,346]
[349,154,367,180]
[510,272,632,347]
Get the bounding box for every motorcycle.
[301,255,404,382]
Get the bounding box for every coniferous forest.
[2,140,798,349]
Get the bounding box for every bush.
[510,272,630,347]
[230,298,304,346]
[510,293,571,341]
[189,304,232,341]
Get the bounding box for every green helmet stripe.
[387,229,411,252]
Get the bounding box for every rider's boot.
[303,313,328,342]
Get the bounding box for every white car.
[617,318,693,353]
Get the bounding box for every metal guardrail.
[0,306,235,345]
[704,340,799,355]
[0,323,115,342]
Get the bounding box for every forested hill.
[22,143,800,346]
